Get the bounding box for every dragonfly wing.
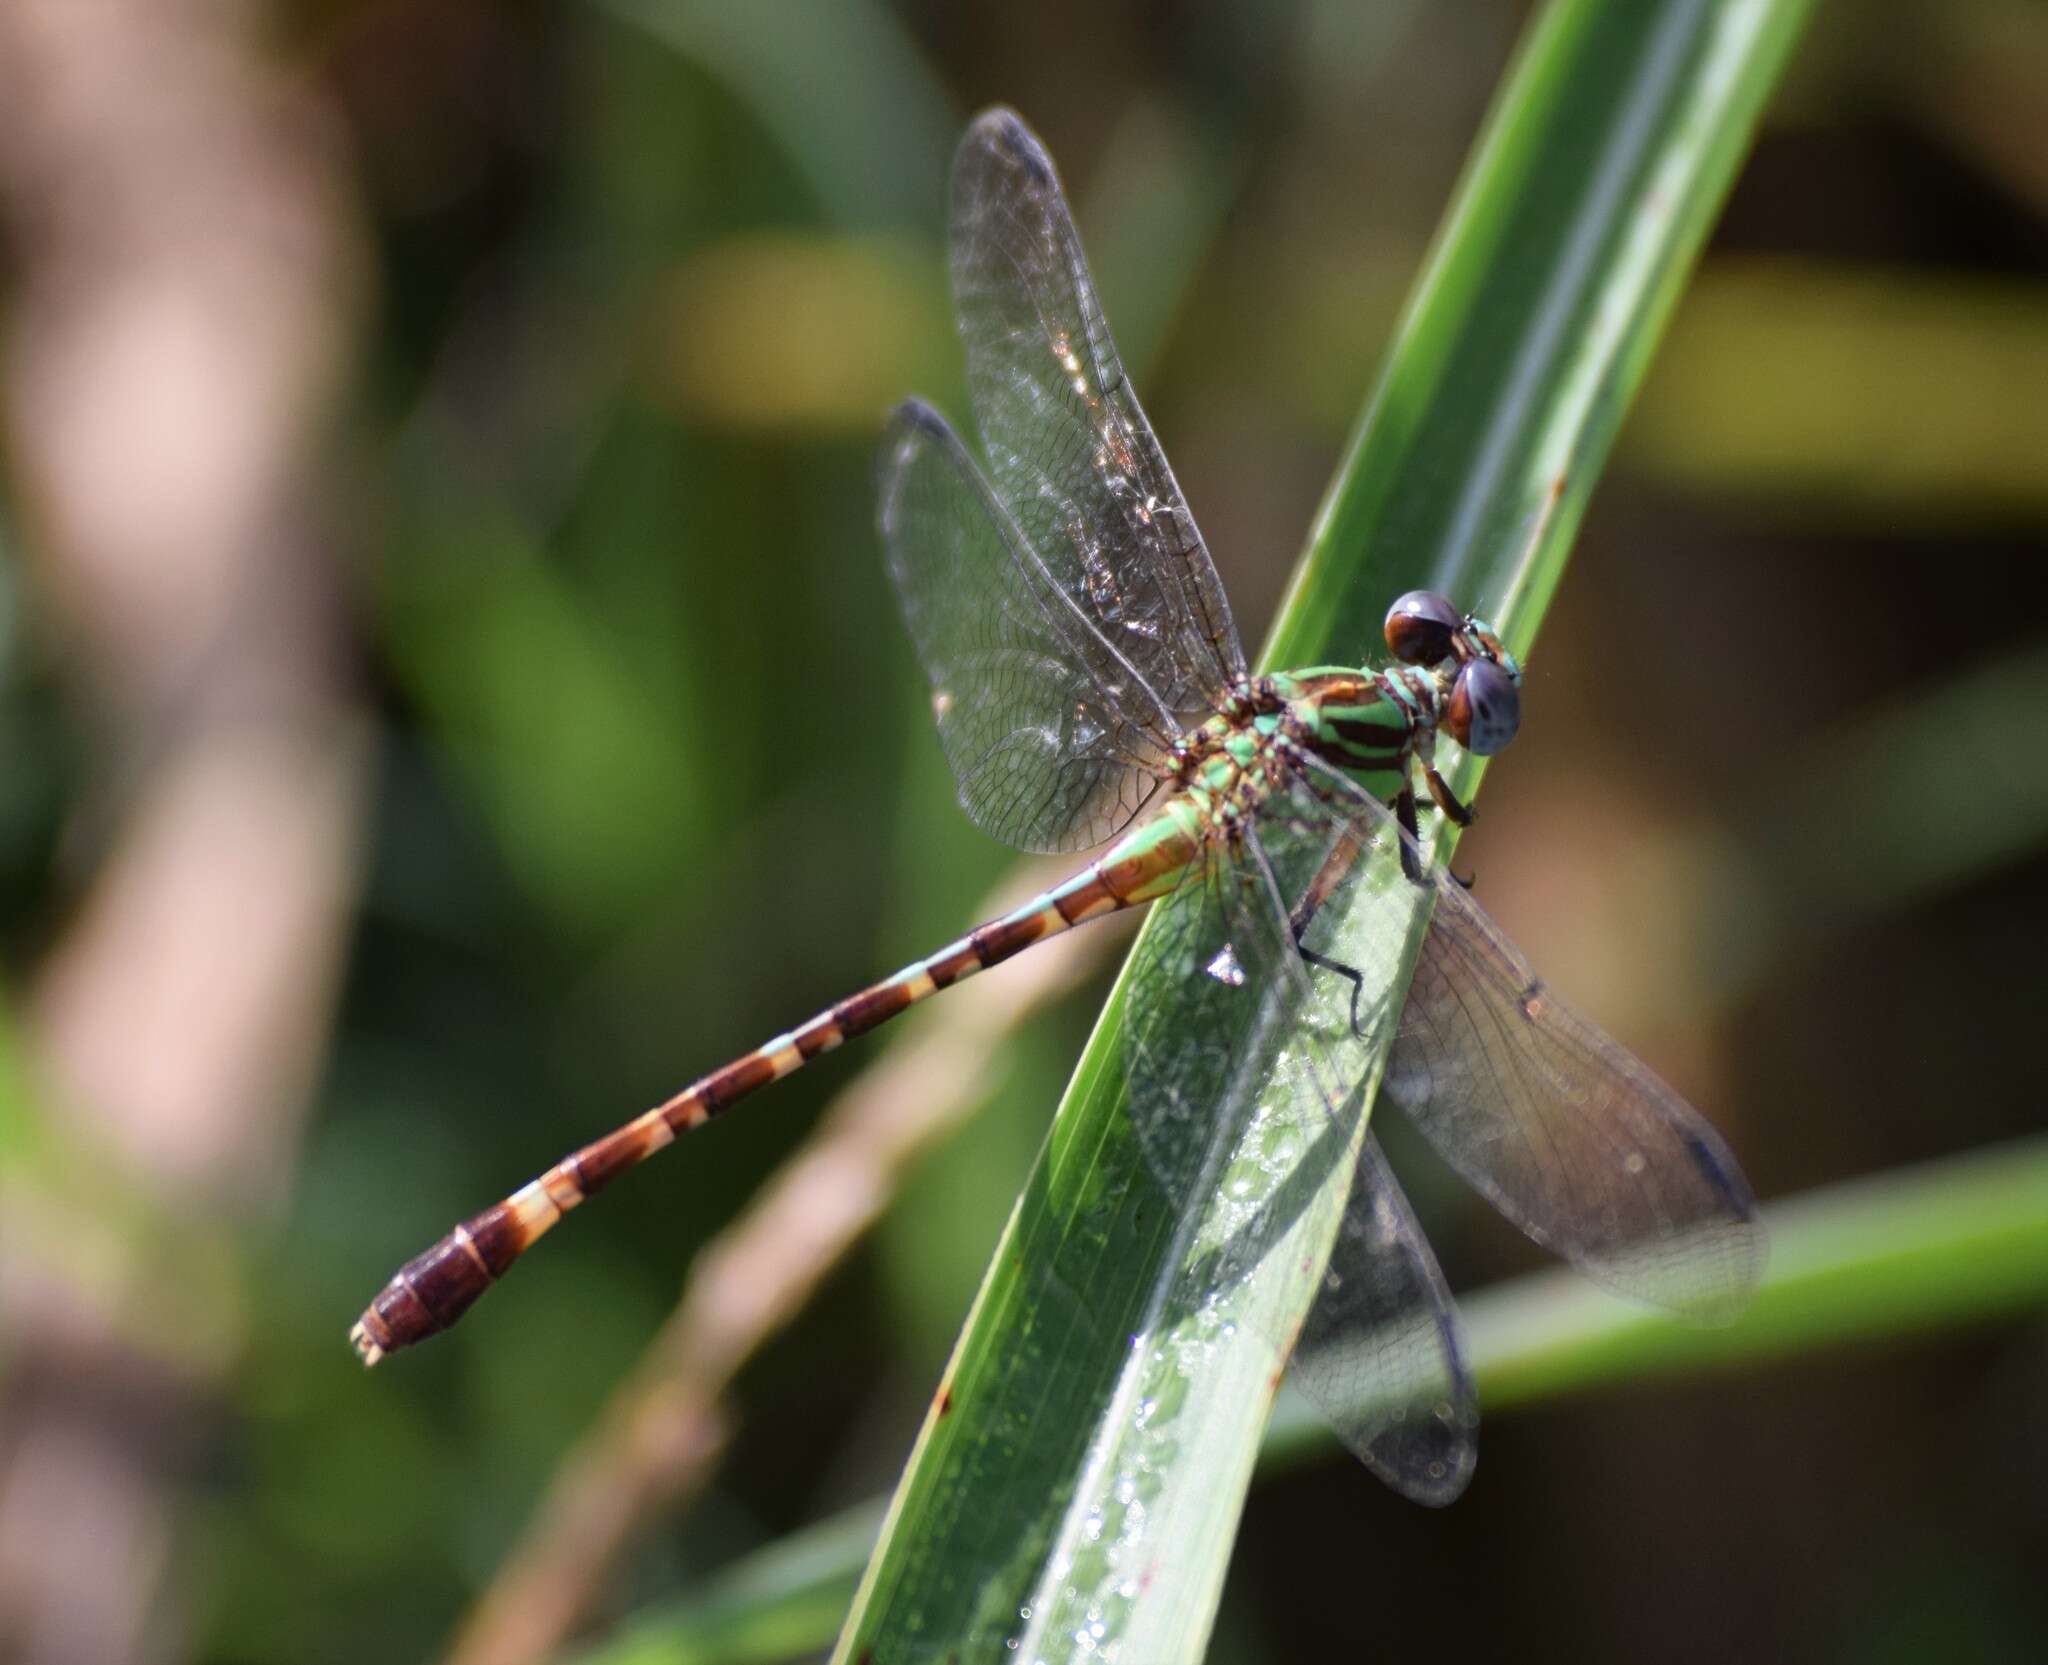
[950,109,1247,721]
[878,401,1175,853]
[1291,753,1767,1320]
[1291,1133,1476,1505]
[1121,799,1471,1502]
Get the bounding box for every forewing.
[878,401,1174,853]
[1121,806,1473,1503]
[1291,754,1766,1320]
[950,108,1245,721]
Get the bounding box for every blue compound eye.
[1447,659,1520,755]
[1384,591,1463,665]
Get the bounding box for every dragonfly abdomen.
[349,799,1205,1365]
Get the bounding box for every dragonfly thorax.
[1169,668,1437,828]
[1274,667,1438,803]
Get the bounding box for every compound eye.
[1384,590,1463,664]
[1447,660,1521,755]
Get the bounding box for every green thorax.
[1081,663,1435,896]
[1181,664,1434,813]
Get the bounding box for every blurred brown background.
[0,1,2042,1662]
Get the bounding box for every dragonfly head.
[1383,591,1523,757]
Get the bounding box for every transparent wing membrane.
[1121,795,1476,1504]
[1291,1134,1476,1505]
[950,109,1245,722]
[1294,754,1766,1321]
[877,401,1174,852]
[1386,858,1766,1319]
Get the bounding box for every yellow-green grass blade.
[834,3,1818,1661]
[579,1135,2048,1665]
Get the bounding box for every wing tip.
[885,396,947,438]
[877,398,941,497]
[876,399,962,511]
[964,106,1053,187]
[1360,1404,1479,1507]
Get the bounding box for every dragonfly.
[352,108,1762,1502]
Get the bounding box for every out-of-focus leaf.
[594,0,956,231]
[381,502,710,937]
[1628,260,2048,521]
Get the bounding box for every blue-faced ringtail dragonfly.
[353,108,1762,1502]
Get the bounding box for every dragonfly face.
[1383,589,1522,757]
[1446,654,1519,755]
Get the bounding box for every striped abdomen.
[349,801,1202,1364]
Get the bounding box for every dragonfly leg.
[1414,772,1477,890]
[1423,763,1472,827]
[1297,943,1370,1038]
[1287,818,1375,1038]
[1286,820,1365,940]
[1395,783,1431,885]
[1277,753,1444,1035]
